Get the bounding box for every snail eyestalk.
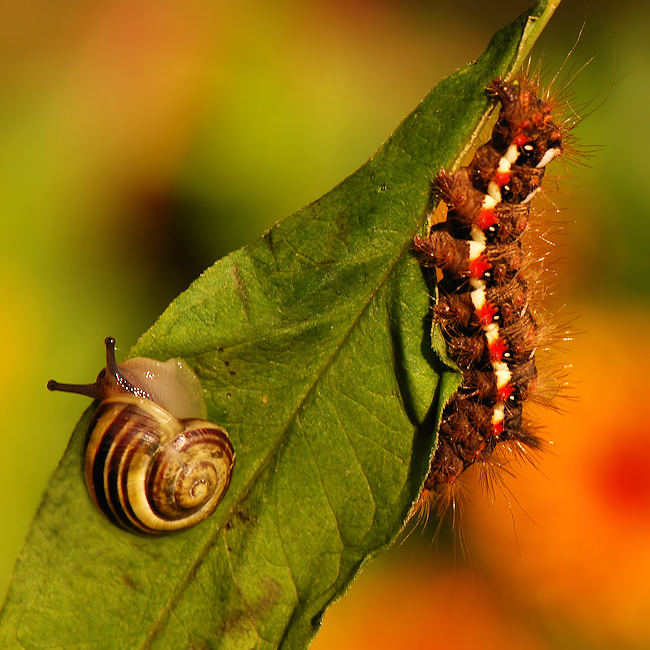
[103,337,120,383]
[47,379,99,399]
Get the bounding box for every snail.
[48,337,235,535]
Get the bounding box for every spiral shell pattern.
[85,394,234,535]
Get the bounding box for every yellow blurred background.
[1,1,646,648]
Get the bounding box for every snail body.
[48,337,234,535]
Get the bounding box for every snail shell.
[48,337,235,535]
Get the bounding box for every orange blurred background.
[1,1,647,648]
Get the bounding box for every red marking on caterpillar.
[477,208,498,230]
[470,257,491,279]
[488,336,508,362]
[414,73,575,521]
[476,302,497,325]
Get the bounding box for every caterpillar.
[415,75,570,515]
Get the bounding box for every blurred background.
[0,0,646,647]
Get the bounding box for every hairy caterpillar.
[415,75,573,516]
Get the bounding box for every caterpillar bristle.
[414,474,467,531]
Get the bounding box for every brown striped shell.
[48,337,235,535]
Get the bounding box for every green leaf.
[0,2,559,648]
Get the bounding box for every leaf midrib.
[139,197,431,648]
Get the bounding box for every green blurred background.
[1,0,647,647]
